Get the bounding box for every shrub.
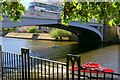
[27,27,37,33]
[3,28,14,32]
[50,28,72,39]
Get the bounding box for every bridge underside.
[40,24,102,43]
[2,15,103,43]
[2,21,102,43]
[76,29,102,43]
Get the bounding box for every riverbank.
[5,32,70,41]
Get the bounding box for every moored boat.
[69,62,115,79]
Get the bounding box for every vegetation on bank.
[27,27,37,33]
[2,28,15,32]
[50,28,72,40]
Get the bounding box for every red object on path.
[69,62,115,74]
[83,62,100,68]
[100,68,115,73]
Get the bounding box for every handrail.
[30,56,66,65]
[3,10,61,20]
[24,11,61,19]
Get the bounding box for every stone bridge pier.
[103,25,120,43]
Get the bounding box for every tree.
[0,1,25,22]
[62,1,120,26]
[27,27,37,33]
[1,1,119,27]
[3,28,15,32]
[50,28,72,40]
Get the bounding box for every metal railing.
[66,54,120,80]
[2,48,66,80]
[3,10,61,22]
[1,47,120,80]
[24,11,61,19]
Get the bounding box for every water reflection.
[1,37,119,72]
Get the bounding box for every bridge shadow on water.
[47,41,118,62]
[69,42,118,55]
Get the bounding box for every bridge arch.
[68,21,103,41]
[2,14,103,43]
[35,23,103,43]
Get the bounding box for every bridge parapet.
[3,11,61,22]
[24,11,61,19]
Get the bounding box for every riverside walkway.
[5,32,69,40]
[5,33,54,40]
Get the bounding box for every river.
[0,37,119,73]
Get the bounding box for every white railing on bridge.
[24,11,61,20]
[3,10,61,21]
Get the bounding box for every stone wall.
[69,34,79,41]
[103,26,120,43]
[5,33,55,40]
[6,33,33,39]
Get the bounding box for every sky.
[21,0,64,9]
[21,0,33,9]
[21,0,52,9]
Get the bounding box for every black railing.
[2,52,22,80]
[2,48,66,80]
[67,54,120,80]
[1,47,120,80]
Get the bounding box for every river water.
[0,37,119,73]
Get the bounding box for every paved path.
[5,33,69,40]
[5,33,55,40]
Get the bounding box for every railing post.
[66,54,81,80]
[66,54,70,80]
[0,45,2,80]
[21,48,30,80]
